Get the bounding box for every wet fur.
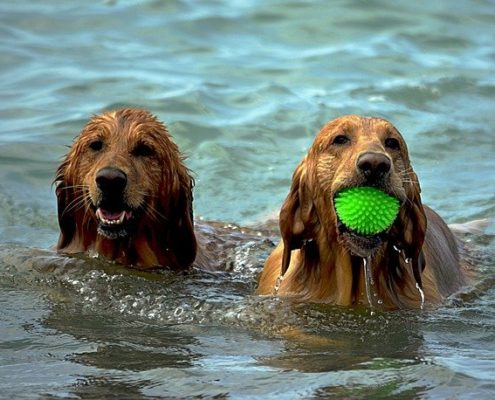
[257,115,468,309]
[55,109,199,269]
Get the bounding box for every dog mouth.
[336,220,386,258]
[332,186,396,257]
[95,207,135,239]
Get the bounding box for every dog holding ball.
[256,115,469,309]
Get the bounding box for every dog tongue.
[101,210,124,221]
[98,209,125,221]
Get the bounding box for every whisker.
[63,195,85,214]
[143,207,159,222]
[57,184,90,190]
[147,207,166,222]
[143,203,169,223]
[397,166,414,174]
[63,191,92,216]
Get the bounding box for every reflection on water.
[1,0,495,398]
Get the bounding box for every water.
[1,0,495,398]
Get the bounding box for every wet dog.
[257,115,469,309]
[55,108,271,270]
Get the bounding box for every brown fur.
[55,108,200,269]
[257,115,468,309]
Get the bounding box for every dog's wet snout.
[96,167,127,195]
[357,152,391,182]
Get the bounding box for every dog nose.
[357,152,391,182]
[96,167,127,194]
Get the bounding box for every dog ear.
[400,169,427,257]
[54,157,76,250]
[279,158,318,275]
[166,171,197,269]
[389,167,427,287]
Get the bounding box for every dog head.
[55,108,197,268]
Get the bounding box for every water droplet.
[363,258,375,307]
[174,307,184,317]
[416,282,425,310]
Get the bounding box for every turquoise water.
[1,0,495,398]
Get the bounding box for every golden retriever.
[56,108,204,269]
[257,115,469,309]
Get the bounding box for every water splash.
[416,282,425,310]
[401,253,426,309]
[273,275,284,295]
[362,257,374,309]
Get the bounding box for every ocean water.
[1,0,494,398]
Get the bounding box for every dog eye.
[89,139,104,151]
[385,138,401,151]
[332,135,350,145]
[132,143,155,157]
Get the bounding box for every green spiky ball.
[334,186,400,236]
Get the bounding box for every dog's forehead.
[367,117,400,135]
[82,110,163,142]
[324,115,397,134]
[314,115,403,144]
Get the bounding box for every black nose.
[357,152,391,182]
[96,167,127,194]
